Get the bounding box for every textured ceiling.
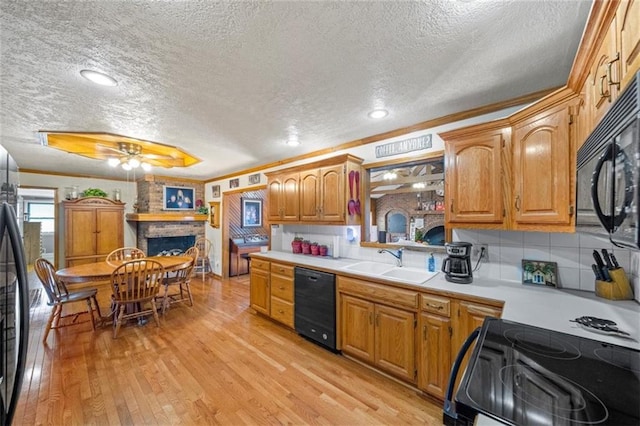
[0,1,592,181]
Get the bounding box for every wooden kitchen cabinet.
[299,164,345,222]
[443,121,508,228]
[269,262,294,328]
[267,171,299,222]
[339,276,418,383]
[511,101,574,230]
[63,197,124,267]
[441,90,578,232]
[618,0,640,90]
[266,154,363,225]
[418,294,452,399]
[249,258,270,315]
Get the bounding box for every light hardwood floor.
[16,273,443,425]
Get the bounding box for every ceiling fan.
[39,131,201,170]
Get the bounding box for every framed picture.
[522,260,558,287]
[230,178,239,189]
[211,185,220,198]
[248,173,261,185]
[242,198,262,228]
[163,185,195,210]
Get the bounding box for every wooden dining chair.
[106,247,145,265]
[194,237,212,280]
[34,257,102,343]
[110,259,164,338]
[160,246,198,315]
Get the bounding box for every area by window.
[27,202,54,233]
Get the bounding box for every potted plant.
[318,244,328,256]
[301,240,311,255]
[310,242,319,256]
[291,236,303,254]
[82,188,108,197]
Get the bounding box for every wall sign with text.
[375,134,432,158]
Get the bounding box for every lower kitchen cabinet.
[270,262,294,328]
[249,258,270,315]
[418,294,452,399]
[340,293,416,383]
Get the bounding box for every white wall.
[18,172,137,268]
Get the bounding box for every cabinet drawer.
[271,262,294,278]
[421,294,451,317]
[271,275,293,302]
[337,276,419,309]
[251,258,270,272]
[270,297,294,328]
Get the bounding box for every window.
[27,203,55,233]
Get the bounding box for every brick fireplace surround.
[133,178,206,254]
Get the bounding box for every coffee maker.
[441,242,473,284]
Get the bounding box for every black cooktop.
[455,318,640,426]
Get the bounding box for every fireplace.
[147,235,196,256]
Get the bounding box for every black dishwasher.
[294,267,337,352]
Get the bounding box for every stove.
[444,317,640,426]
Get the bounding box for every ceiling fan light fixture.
[368,109,388,119]
[121,162,133,171]
[79,69,118,87]
[383,171,397,180]
[107,157,120,167]
[128,157,141,168]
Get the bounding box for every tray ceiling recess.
[38,132,200,170]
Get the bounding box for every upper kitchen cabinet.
[266,154,363,225]
[266,171,299,222]
[440,89,578,232]
[442,121,509,229]
[299,164,345,222]
[571,0,640,147]
[63,197,124,267]
[510,95,577,231]
[617,0,640,93]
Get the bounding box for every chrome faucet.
[378,247,404,267]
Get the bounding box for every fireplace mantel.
[126,213,209,222]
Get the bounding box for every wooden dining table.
[56,256,193,284]
[56,256,194,321]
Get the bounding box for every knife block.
[595,268,634,300]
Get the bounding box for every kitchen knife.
[592,264,604,280]
[610,252,620,268]
[592,250,605,269]
[601,267,612,281]
[601,249,614,269]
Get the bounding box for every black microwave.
[576,70,639,249]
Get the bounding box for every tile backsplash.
[454,229,639,302]
[273,225,639,303]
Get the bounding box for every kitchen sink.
[342,261,394,275]
[381,267,438,285]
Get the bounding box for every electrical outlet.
[473,244,489,262]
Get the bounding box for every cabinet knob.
[278,309,284,314]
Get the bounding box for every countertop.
[251,251,640,350]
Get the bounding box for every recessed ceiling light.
[286,135,300,146]
[368,109,388,119]
[80,69,118,86]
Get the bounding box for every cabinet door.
[418,313,451,399]
[95,208,123,256]
[340,295,375,363]
[250,268,270,315]
[512,105,573,227]
[445,131,505,224]
[65,208,97,257]
[587,16,619,127]
[618,0,640,90]
[374,304,416,383]
[267,177,284,221]
[318,164,344,222]
[299,169,320,221]
[281,172,300,221]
